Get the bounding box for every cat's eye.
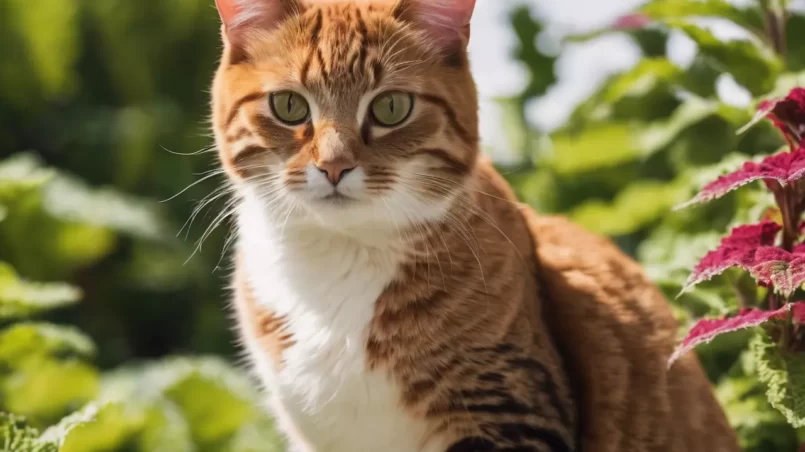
[370,92,414,127]
[270,91,310,125]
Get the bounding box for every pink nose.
[315,160,357,185]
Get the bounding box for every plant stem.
[769,292,780,311]
[778,185,799,252]
[763,0,789,58]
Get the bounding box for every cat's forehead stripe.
[298,3,388,90]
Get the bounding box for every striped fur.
[210,1,740,451]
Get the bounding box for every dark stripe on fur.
[225,91,266,129]
[418,93,475,145]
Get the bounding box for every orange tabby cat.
[211,0,740,450]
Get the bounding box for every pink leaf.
[678,147,805,208]
[682,221,781,292]
[761,87,805,145]
[748,247,805,297]
[613,13,652,30]
[669,302,805,367]
[739,88,805,145]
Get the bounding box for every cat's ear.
[215,0,303,36]
[215,0,304,63]
[394,0,477,45]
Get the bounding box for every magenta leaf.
[669,302,805,367]
[682,221,781,292]
[613,13,652,30]
[762,88,805,145]
[678,147,805,208]
[739,88,805,145]
[748,247,805,297]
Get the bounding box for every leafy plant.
[670,87,805,429]
[0,156,282,451]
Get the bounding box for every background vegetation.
[1,0,804,450]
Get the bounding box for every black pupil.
[389,97,395,114]
[286,95,293,114]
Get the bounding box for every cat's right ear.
[216,0,303,61]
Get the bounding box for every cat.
[210,0,741,450]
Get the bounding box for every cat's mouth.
[319,192,356,203]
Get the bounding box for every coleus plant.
[670,87,805,367]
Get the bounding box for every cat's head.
[212,0,478,233]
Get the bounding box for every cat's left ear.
[216,0,304,63]
[215,0,303,37]
[394,0,477,45]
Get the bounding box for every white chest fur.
[236,196,439,452]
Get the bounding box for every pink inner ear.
[408,0,477,43]
[216,0,295,31]
[215,0,241,27]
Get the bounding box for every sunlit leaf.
[570,180,683,236]
[640,0,765,33]
[747,248,805,297]
[715,358,800,451]
[0,323,95,365]
[668,22,781,96]
[6,153,166,241]
[0,263,81,320]
[678,148,805,208]
[0,413,57,452]
[753,331,805,428]
[683,221,781,292]
[2,359,99,425]
[669,302,805,367]
[548,123,642,175]
[570,58,682,126]
[97,357,281,451]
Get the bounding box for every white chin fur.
[241,161,458,240]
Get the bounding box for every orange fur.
[212,1,739,450]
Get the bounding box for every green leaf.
[2,360,99,426]
[637,97,721,158]
[0,323,95,365]
[0,323,98,425]
[548,123,642,175]
[5,153,166,241]
[96,357,281,451]
[0,263,81,320]
[570,58,682,127]
[569,180,683,236]
[55,403,147,452]
[669,22,782,96]
[752,332,805,428]
[41,173,165,241]
[640,0,765,34]
[510,6,556,100]
[39,404,104,449]
[715,370,800,451]
[0,413,57,452]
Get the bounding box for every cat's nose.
[315,160,357,185]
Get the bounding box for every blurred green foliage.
[1,0,805,450]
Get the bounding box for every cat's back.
[515,202,740,451]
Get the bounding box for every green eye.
[370,92,414,127]
[270,91,310,125]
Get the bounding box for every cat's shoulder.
[519,208,678,338]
